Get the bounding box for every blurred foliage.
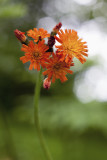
[0,0,107,160]
[0,0,27,18]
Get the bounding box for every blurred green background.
[0,0,107,160]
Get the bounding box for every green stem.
[34,67,53,160]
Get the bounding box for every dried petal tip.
[53,22,62,34]
[14,29,27,43]
[43,78,51,90]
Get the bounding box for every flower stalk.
[14,22,88,160]
[34,67,53,160]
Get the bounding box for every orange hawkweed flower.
[55,29,88,64]
[43,53,74,83]
[20,40,50,71]
[27,28,50,42]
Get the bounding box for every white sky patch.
[74,66,107,102]
[74,0,97,6]
[37,17,56,32]
[54,0,77,14]
[74,20,107,102]
[78,20,107,62]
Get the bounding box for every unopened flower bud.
[53,22,62,34]
[43,78,51,90]
[48,36,55,48]
[48,22,62,48]
[14,29,27,44]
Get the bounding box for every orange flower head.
[20,40,50,71]
[43,52,73,83]
[14,29,27,43]
[27,28,50,42]
[55,29,88,64]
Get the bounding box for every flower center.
[32,52,40,59]
[53,63,61,70]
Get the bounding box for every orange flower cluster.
[14,23,88,86]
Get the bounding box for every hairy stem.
[34,67,53,160]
